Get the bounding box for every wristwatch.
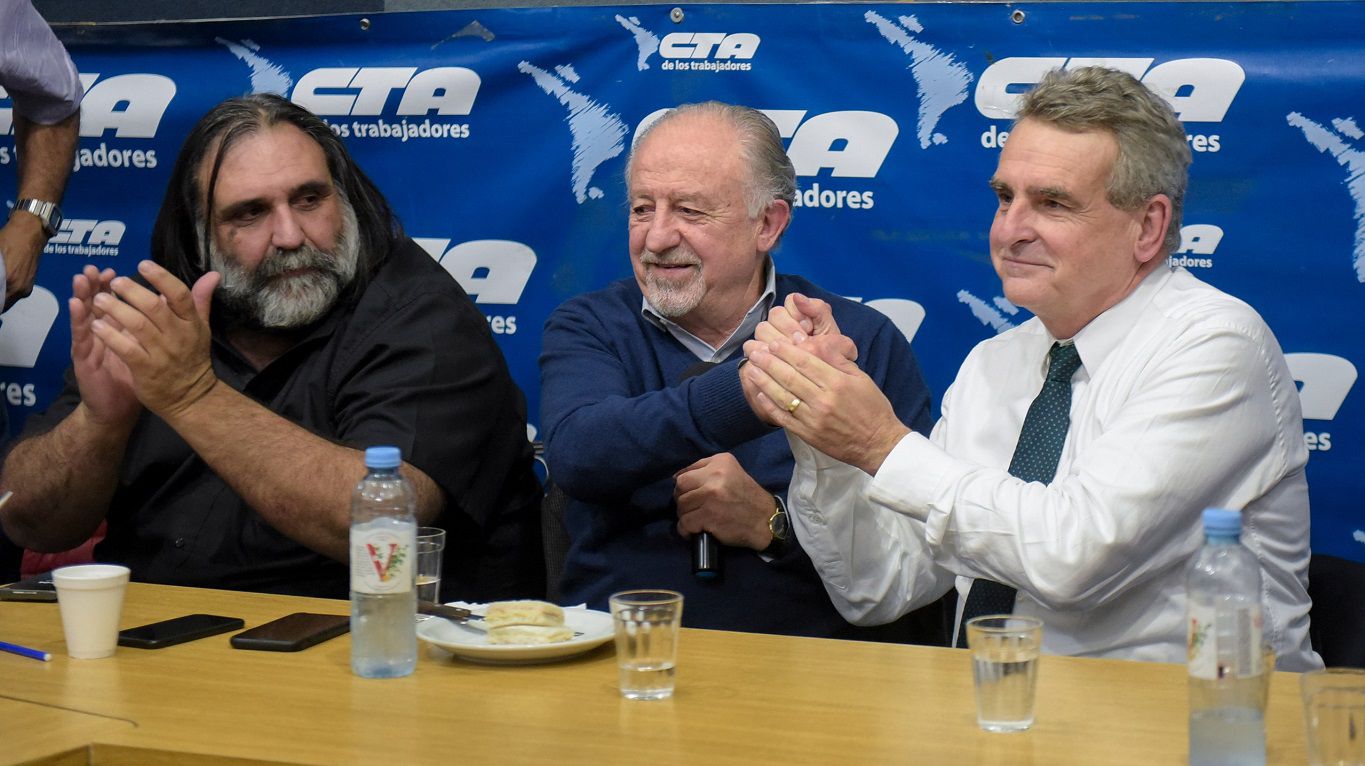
[11,199,62,238]
[762,495,791,557]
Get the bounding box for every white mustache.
[259,246,337,280]
[641,250,701,268]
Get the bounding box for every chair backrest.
[532,440,572,603]
[541,483,571,603]
[1308,553,1365,669]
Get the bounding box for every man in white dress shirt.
[739,66,1320,670]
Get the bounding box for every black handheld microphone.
[677,361,723,580]
[691,530,721,579]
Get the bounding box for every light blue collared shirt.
[640,257,778,363]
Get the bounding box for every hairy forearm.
[14,112,78,201]
[0,405,132,550]
[1,113,81,304]
[159,380,443,562]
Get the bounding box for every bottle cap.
[364,446,402,469]
[1201,507,1241,537]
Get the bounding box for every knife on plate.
[418,601,485,627]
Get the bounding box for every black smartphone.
[230,613,350,652]
[118,613,245,649]
[0,574,57,602]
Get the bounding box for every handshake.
[738,292,912,477]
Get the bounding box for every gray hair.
[1016,66,1191,257]
[152,93,399,302]
[628,101,796,220]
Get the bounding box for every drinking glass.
[1301,668,1365,766]
[415,527,446,607]
[966,614,1043,732]
[609,590,683,700]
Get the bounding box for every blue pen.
[0,640,52,662]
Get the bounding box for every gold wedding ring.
[786,397,802,414]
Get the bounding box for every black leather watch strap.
[761,495,791,558]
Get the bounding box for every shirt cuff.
[866,431,954,523]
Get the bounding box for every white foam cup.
[52,564,131,659]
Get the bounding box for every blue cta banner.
[0,2,1361,562]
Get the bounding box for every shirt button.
[174,537,186,549]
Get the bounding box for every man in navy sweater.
[539,102,942,640]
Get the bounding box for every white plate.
[417,607,615,664]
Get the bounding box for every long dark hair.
[150,93,402,302]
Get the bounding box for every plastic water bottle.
[350,446,417,678]
[1187,508,1266,766]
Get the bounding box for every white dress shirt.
[787,266,1322,670]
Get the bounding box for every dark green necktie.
[955,342,1083,647]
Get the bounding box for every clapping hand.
[88,260,221,419]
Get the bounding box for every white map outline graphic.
[216,38,292,95]
[1287,112,1365,282]
[957,290,1020,334]
[615,16,660,71]
[518,61,628,204]
[864,12,972,149]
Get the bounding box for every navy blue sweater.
[540,274,933,638]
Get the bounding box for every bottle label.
[351,525,415,595]
[1187,603,1264,680]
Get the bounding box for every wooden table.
[0,583,1308,765]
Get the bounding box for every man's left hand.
[90,260,222,418]
[743,339,910,476]
[674,453,774,551]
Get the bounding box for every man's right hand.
[742,337,910,476]
[69,265,141,429]
[674,453,775,551]
[742,293,858,425]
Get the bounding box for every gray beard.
[204,199,361,331]
[640,246,705,319]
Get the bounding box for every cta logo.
[636,109,896,209]
[46,218,127,257]
[976,58,1242,153]
[414,238,536,336]
[659,33,759,71]
[1287,352,1358,452]
[293,67,480,116]
[4,73,172,174]
[73,73,175,139]
[0,73,178,173]
[976,58,1244,122]
[1170,224,1223,269]
[765,110,897,179]
[294,67,479,142]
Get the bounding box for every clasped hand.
[739,292,909,476]
[71,260,220,425]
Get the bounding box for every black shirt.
[23,239,544,600]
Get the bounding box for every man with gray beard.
[202,192,359,331]
[0,95,544,600]
[538,102,943,640]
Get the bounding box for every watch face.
[770,511,790,541]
